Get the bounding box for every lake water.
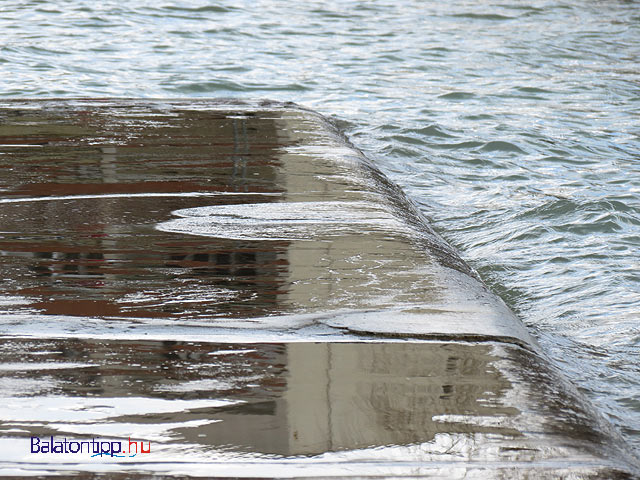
[1,0,639,454]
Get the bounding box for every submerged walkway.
[0,99,636,477]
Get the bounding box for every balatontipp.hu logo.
[30,436,151,458]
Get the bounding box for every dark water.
[1,0,639,454]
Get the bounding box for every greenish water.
[1,0,639,452]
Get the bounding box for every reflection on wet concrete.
[0,102,289,322]
[0,100,637,477]
[0,100,532,342]
[0,339,633,477]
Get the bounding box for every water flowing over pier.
[0,99,636,477]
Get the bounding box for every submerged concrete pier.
[0,99,636,477]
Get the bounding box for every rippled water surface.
[1,0,639,452]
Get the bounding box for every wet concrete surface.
[0,99,637,477]
[0,338,635,478]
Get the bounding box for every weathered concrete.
[0,99,637,477]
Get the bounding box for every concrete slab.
[0,99,637,477]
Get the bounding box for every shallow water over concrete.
[0,338,633,478]
[0,100,636,477]
[0,99,524,343]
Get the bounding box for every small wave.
[389,134,427,146]
[411,124,457,139]
[160,5,236,13]
[520,197,638,221]
[540,155,589,165]
[451,13,515,20]
[463,114,495,121]
[438,92,476,100]
[430,141,484,150]
[166,81,310,94]
[479,141,526,154]
[165,80,246,93]
[555,214,625,235]
[25,45,71,56]
[381,144,423,158]
[309,9,352,19]
[517,86,554,94]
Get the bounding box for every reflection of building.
[0,103,447,321]
[0,338,515,456]
[0,107,291,319]
[282,342,515,454]
[3,336,627,473]
[174,342,514,455]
